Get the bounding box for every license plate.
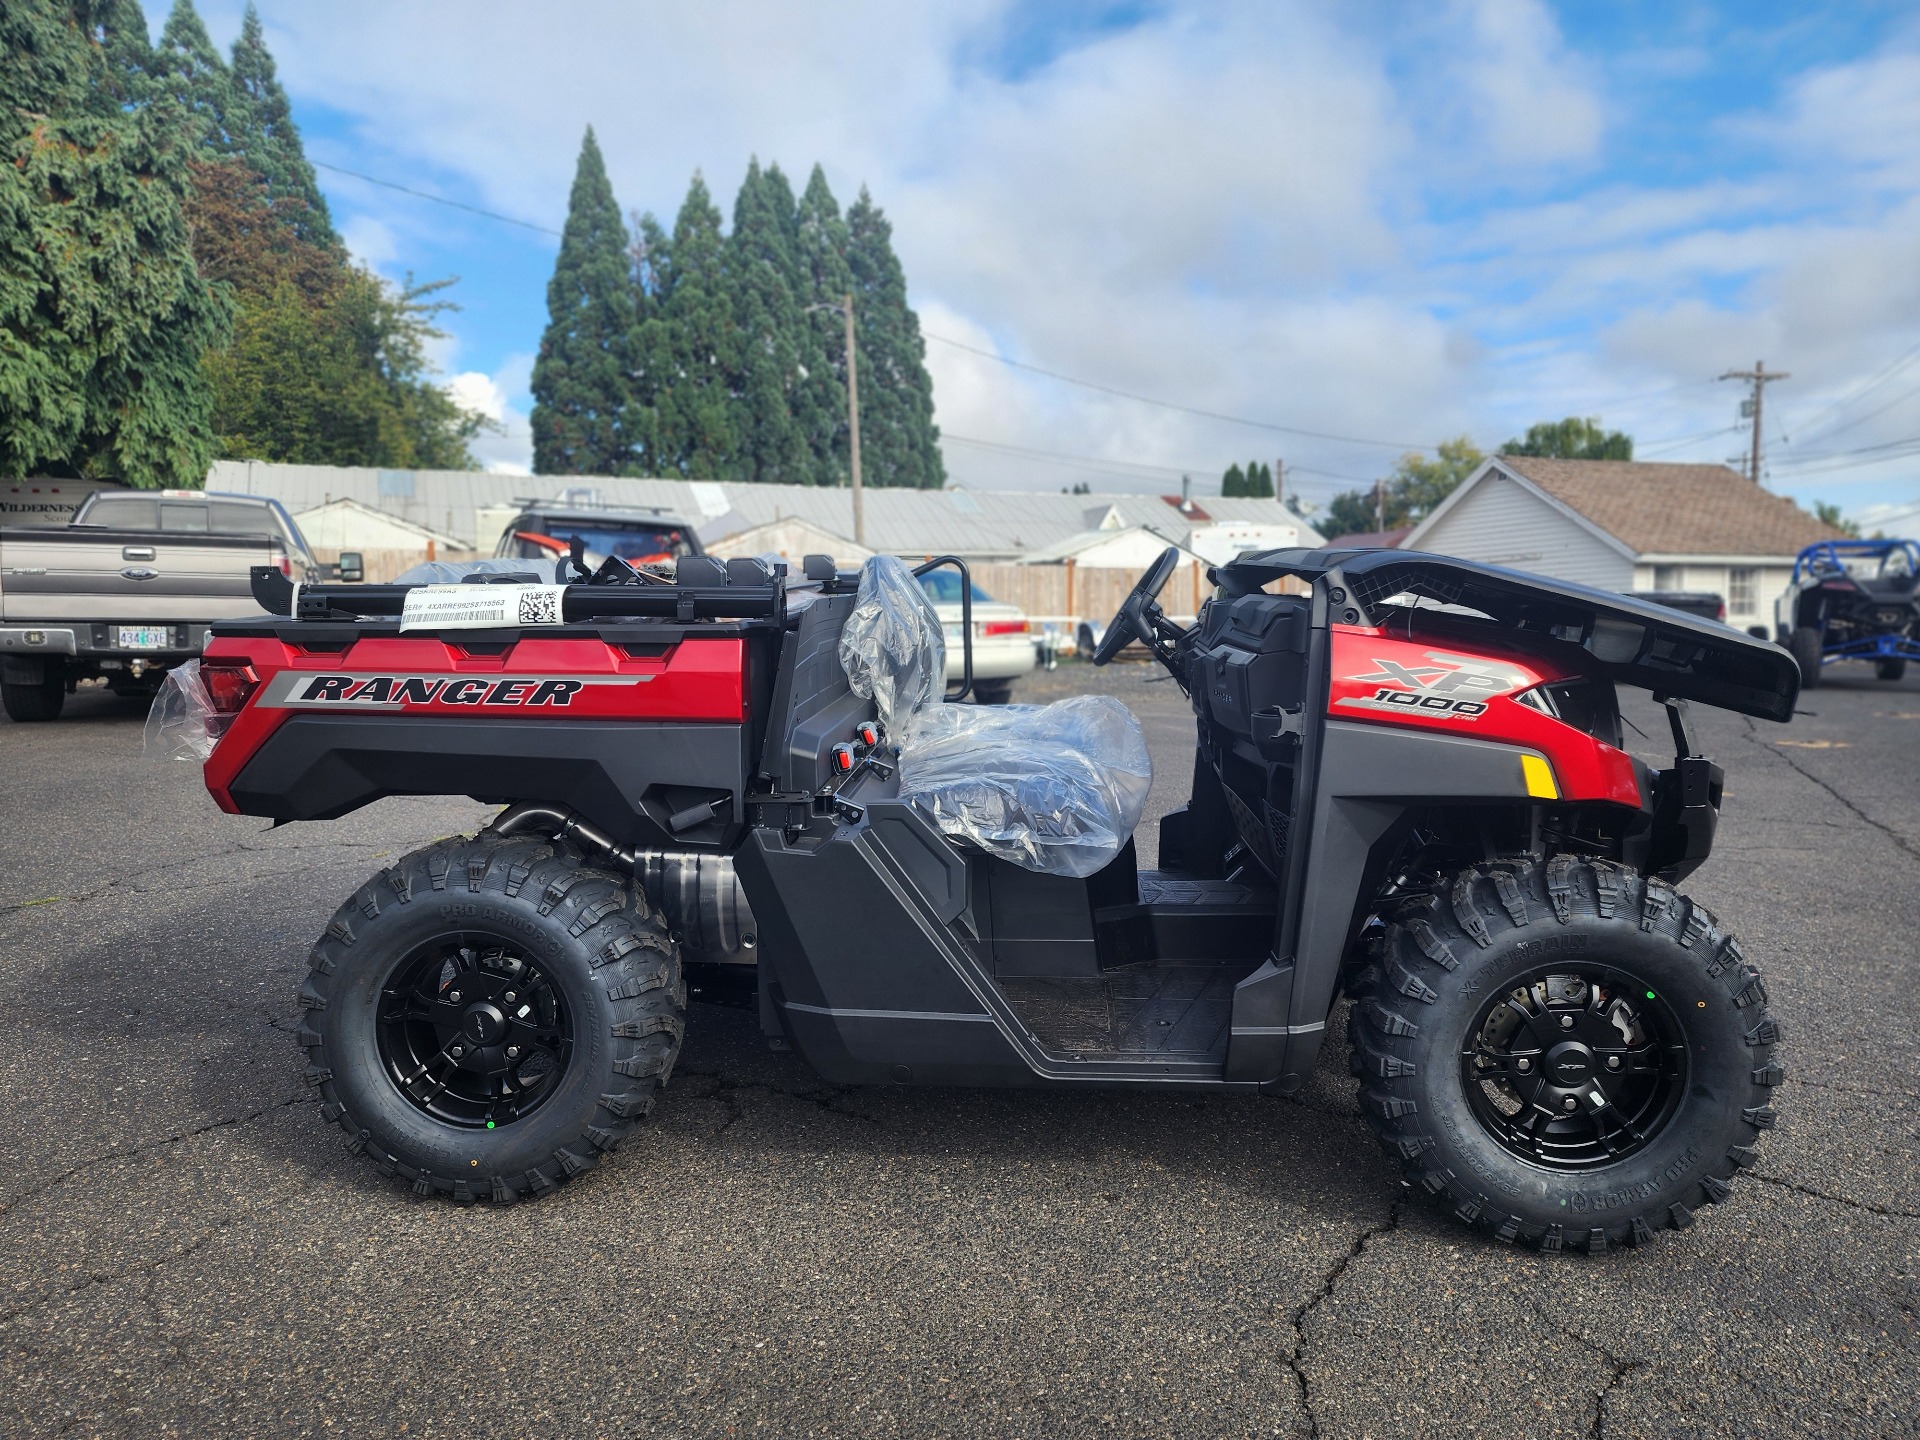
[943,624,963,642]
[117,626,170,649]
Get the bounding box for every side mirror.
[336,551,364,584]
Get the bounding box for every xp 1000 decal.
[1334,648,1534,721]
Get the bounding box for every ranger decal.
[256,671,650,710]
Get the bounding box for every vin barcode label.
[399,584,569,632]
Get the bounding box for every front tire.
[298,833,684,1203]
[1788,627,1823,688]
[1876,658,1906,682]
[1348,858,1781,1252]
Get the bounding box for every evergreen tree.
[151,0,235,150]
[1,0,228,486]
[794,164,854,487]
[226,3,336,248]
[96,0,157,103]
[724,159,809,483]
[651,173,738,478]
[530,127,639,475]
[1221,462,1245,497]
[845,187,944,488]
[1245,460,1274,498]
[1500,416,1632,461]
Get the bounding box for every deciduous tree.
[1501,416,1632,461]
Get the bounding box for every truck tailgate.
[0,528,275,624]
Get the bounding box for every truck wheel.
[1875,659,1906,682]
[1788,627,1823,688]
[298,833,684,1204]
[973,680,1014,705]
[1347,858,1781,1252]
[1,674,64,722]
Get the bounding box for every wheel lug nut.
[1607,1055,1622,1070]
[1516,1058,1532,1072]
[451,1045,466,1058]
[449,991,462,1003]
[1559,1014,1575,1029]
[1563,1095,1578,1111]
[506,1046,520,1059]
[504,991,516,1003]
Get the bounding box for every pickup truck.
[0,489,356,722]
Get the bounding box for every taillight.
[1716,600,1727,621]
[278,553,292,578]
[979,619,1031,637]
[201,660,261,715]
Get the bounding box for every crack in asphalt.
[1740,722,1920,862]
[0,1203,262,1327]
[1748,1170,1920,1220]
[1520,1303,1645,1440]
[1280,1197,1403,1438]
[675,1067,880,1132]
[0,1093,304,1218]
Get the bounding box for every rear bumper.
[0,622,208,658]
[0,626,77,655]
[944,638,1037,683]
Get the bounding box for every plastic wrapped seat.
[839,557,1151,878]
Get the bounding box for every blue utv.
[1778,539,1920,687]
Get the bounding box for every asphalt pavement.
[1,661,1915,1438]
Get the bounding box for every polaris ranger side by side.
[184,545,1794,1252]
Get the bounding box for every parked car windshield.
[918,572,996,604]
[509,522,692,564]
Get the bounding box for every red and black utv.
[187,545,1795,1253]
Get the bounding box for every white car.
[917,570,1036,704]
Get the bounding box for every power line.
[941,432,1347,493]
[312,160,563,237]
[923,332,1436,453]
[1786,340,1920,443]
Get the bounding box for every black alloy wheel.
[377,936,574,1130]
[1349,856,1783,1252]
[299,833,685,1204]
[1460,966,1685,1170]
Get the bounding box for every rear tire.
[1,675,64,722]
[1876,658,1906,682]
[973,680,1014,705]
[298,833,684,1204]
[1348,858,1781,1252]
[1788,627,1823,688]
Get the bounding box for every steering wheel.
[1093,546,1182,666]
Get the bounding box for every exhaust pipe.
[485,803,758,965]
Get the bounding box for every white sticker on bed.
[398,584,568,631]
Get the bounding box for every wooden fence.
[969,559,1214,628]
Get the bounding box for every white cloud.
[181,2,1920,516]
[447,355,535,475]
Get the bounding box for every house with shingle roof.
[1403,456,1846,632]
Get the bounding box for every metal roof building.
[208,461,1322,562]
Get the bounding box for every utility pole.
[844,292,863,547]
[1274,458,1284,509]
[1374,477,1385,531]
[1718,360,1789,484]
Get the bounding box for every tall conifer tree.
[652,173,738,478]
[794,164,854,487]
[845,188,944,488]
[530,128,638,475]
[1221,463,1245,496]
[151,0,235,149]
[227,3,336,248]
[725,159,808,483]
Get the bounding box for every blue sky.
[149,2,1920,528]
